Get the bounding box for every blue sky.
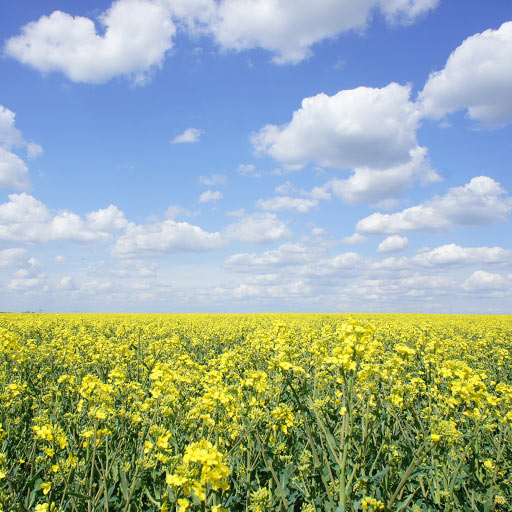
[1,0,511,313]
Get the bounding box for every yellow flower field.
[0,313,511,511]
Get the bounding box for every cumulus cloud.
[86,205,128,232]
[343,233,368,245]
[202,0,439,64]
[0,193,127,244]
[225,243,321,271]
[199,173,226,186]
[5,0,439,84]
[4,0,176,84]
[419,21,512,128]
[462,270,508,291]
[199,190,223,203]
[377,235,408,253]
[0,248,28,267]
[251,83,421,170]
[412,244,512,266]
[0,148,30,190]
[256,196,318,213]
[171,127,203,144]
[164,204,192,219]
[0,105,42,190]
[111,218,225,257]
[7,257,47,292]
[329,146,440,205]
[224,212,290,244]
[356,176,512,234]
[57,276,76,291]
[237,163,258,176]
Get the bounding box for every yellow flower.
[41,482,52,495]
[177,498,190,512]
[431,433,441,443]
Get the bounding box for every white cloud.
[203,0,438,64]
[57,276,76,291]
[311,227,327,236]
[419,21,512,128]
[412,244,512,266]
[224,212,290,244]
[251,83,421,171]
[300,252,362,277]
[329,146,440,205]
[7,257,47,292]
[199,173,226,186]
[199,190,223,203]
[4,0,176,84]
[237,163,258,176]
[86,205,128,232]
[256,196,318,213]
[26,142,43,160]
[0,248,28,267]
[232,280,310,299]
[0,106,24,148]
[0,193,128,244]
[0,105,42,190]
[111,218,225,257]
[377,235,408,253]
[225,243,320,271]
[171,127,203,144]
[462,270,508,291]
[5,0,439,85]
[357,176,512,234]
[343,233,368,245]
[0,148,30,190]
[165,204,192,219]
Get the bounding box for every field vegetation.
[0,313,511,511]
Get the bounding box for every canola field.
[0,313,511,512]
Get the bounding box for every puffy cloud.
[5,0,439,84]
[237,163,258,176]
[343,233,368,245]
[225,243,320,271]
[224,212,290,244]
[199,173,226,186]
[412,244,512,266]
[171,127,203,144]
[0,248,28,267]
[311,227,327,236]
[251,83,421,171]
[111,219,225,257]
[232,280,310,299]
[356,176,512,234]
[256,196,318,213]
[204,0,438,64]
[0,105,42,190]
[0,148,30,190]
[300,252,362,276]
[4,0,176,84]
[462,270,508,291]
[56,276,76,291]
[164,204,192,219]
[0,193,127,244]
[329,146,440,205]
[199,190,223,203]
[86,205,128,232]
[377,235,408,253]
[419,22,512,128]
[7,257,47,292]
